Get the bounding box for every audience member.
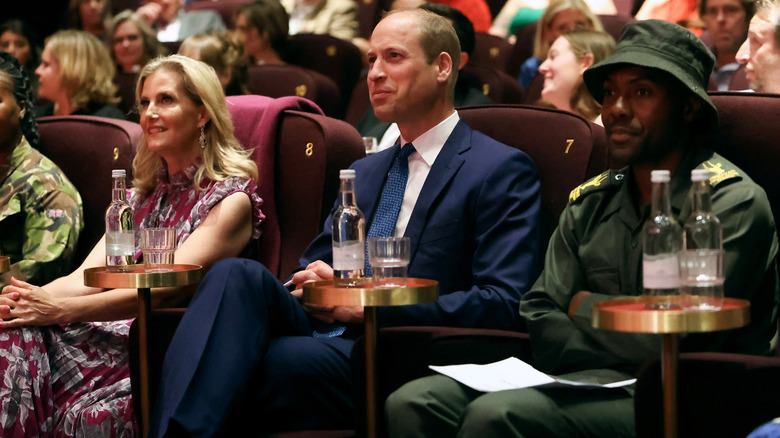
[137,0,227,42]
[179,31,249,95]
[701,0,755,90]
[489,0,616,40]
[636,0,703,35]
[736,0,780,92]
[34,30,125,119]
[0,19,42,99]
[148,9,541,436]
[66,0,113,41]
[0,54,263,436]
[0,52,83,289]
[386,19,778,438]
[356,2,492,150]
[538,29,615,123]
[432,0,493,33]
[517,0,604,89]
[235,0,291,65]
[281,0,359,41]
[108,9,168,75]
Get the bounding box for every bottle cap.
[339,169,356,179]
[691,169,709,182]
[112,169,126,178]
[650,169,670,183]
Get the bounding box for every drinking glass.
[368,237,410,288]
[141,227,175,272]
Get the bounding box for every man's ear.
[435,51,454,84]
[683,96,702,122]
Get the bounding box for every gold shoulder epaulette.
[569,171,614,203]
[696,160,740,186]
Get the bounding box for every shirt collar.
[399,110,459,167]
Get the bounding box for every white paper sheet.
[429,357,636,393]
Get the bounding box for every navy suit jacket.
[299,120,541,331]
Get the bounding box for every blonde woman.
[35,29,125,118]
[517,0,603,88]
[179,31,249,96]
[538,29,615,123]
[0,55,264,436]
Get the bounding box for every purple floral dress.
[0,164,263,437]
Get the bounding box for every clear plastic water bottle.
[642,170,682,309]
[332,169,368,287]
[680,169,724,310]
[105,169,135,272]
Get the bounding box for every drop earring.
[199,125,206,149]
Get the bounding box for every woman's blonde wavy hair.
[533,0,603,60]
[44,29,119,109]
[131,55,258,195]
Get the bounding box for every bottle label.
[643,254,680,289]
[332,241,365,270]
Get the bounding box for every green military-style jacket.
[0,137,83,286]
[520,147,779,382]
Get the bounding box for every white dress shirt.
[392,110,460,237]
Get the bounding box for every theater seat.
[36,115,141,265]
[287,33,364,105]
[459,64,525,104]
[246,64,344,119]
[471,32,515,73]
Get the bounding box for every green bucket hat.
[583,19,718,129]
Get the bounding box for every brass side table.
[303,278,438,438]
[84,264,202,437]
[593,297,750,438]
[0,256,9,273]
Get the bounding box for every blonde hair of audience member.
[179,32,249,95]
[132,55,257,195]
[533,0,603,59]
[736,0,780,92]
[235,0,290,64]
[107,10,167,74]
[37,30,119,115]
[539,29,614,122]
[489,0,616,40]
[67,0,113,38]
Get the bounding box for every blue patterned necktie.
[365,143,416,274]
[313,143,415,339]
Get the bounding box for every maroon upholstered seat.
[113,71,140,122]
[287,33,364,105]
[471,32,515,73]
[246,64,344,118]
[634,92,780,438]
[36,115,141,265]
[522,70,544,105]
[459,64,525,104]
[344,70,369,127]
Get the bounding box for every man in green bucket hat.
[384,19,779,437]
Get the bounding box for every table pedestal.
[303,278,438,438]
[593,297,749,438]
[84,264,202,437]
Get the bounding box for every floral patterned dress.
[0,164,263,437]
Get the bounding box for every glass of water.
[368,237,410,288]
[141,227,176,272]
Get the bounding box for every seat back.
[459,64,525,104]
[458,104,609,253]
[287,33,364,105]
[36,115,141,265]
[114,71,140,122]
[471,32,515,73]
[521,71,544,105]
[357,0,381,39]
[246,64,343,118]
[345,70,370,127]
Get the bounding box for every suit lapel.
[404,121,471,259]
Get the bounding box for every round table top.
[0,256,8,274]
[302,278,439,307]
[592,297,750,334]
[84,264,202,289]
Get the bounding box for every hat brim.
[583,51,719,130]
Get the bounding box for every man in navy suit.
[149,8,541,437]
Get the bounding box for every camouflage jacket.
[0,137,83,286]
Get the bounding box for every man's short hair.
[418,3,475,56]
[755,0,780,45]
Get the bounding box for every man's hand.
[288,260,364,323]
[137,2,163,26]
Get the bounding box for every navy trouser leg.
[255,335,356,432]
[148,258,312,438]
